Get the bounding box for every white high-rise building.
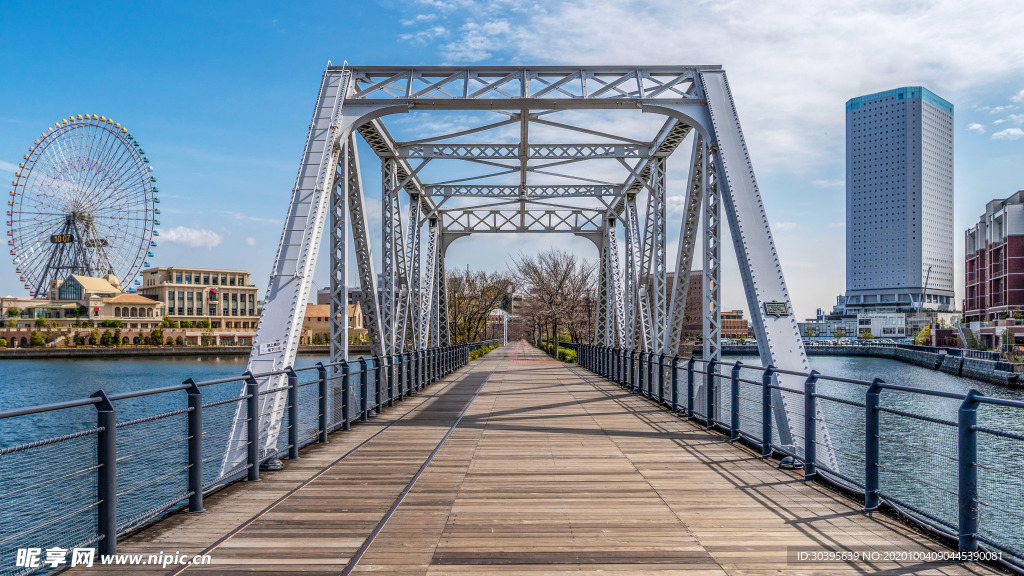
[840,87,954,313]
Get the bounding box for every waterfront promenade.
[73,341,999,575]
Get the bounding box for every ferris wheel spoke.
[10,117,155,295]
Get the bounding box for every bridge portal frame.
[221,65,836,475]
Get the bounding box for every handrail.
[0,340,501,561]
[572,343,1024,569]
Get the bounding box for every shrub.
[0,338,6,347]
[150,329,164,346]
[196,320,211,329]
[89,329,100,346]
[35,317,51,328]
[100,330,113,346]
[113,328,122,346]
[175,336,184,346]
[557,348,577,363]
[180,320,194,328]
[468,343,501,362]
[28,331,45,347]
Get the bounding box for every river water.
[0,354,1022,572]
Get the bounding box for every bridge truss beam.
[230,64,836,477]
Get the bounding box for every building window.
[209,306,216,316]
[203,275,210,284]
[185,274,192,284]
[175,273,182,283]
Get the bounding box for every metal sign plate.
[764,302,789,317]
[259,341,284,355]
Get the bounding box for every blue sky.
[1,0,1023,319]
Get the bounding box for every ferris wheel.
[7,115,160,297]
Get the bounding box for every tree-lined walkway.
[74,341,998,575]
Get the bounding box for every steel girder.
[702,146,722,371]
[639,157,667,350]
[235,64,835,476]
[442,209,603,234]
[329,142,349,370]
[345,66,709,109]
[427,185,619,198]
[663,136,706,354]
[345,136,384,357]
[420,219,439,348]
[402,143,649,160]
[224,70,352,475]
[407,194,423,349]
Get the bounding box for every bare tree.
[447,268,515,344]
[512,248,596,356]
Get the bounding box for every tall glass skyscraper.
[842,87,954,313]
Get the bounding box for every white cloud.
[442,20,513,62]
[1003,114,1024,126]
[774,222,798,231]
[967,122,986,134]
[0,160,17,174]
[992,128,1024,141]
[245,237,256,246]
[399,26,447,44]
[411,0,1024,171]
[401,13,438,25]
[1012,88,1024,102]
[161,226,223,249]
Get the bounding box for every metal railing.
[0,340,500,574]
[570,344,1024,572]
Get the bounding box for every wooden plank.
[69,341,1001,575]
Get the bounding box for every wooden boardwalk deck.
[74,341,1001,575]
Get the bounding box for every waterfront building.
[137,267,259,330]
[798,310,859,340]
[301,301,366,344]
[1,273,163,329]
[839,87,955,314]
[856,313,906,339]
[964,190,1024,322]
[720,309,751,340]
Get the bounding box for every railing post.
[395,353,404,402]
[419,350,426,391]
[761,366,774,457]
[287,367,299,460]
[631,351,638,392]
[705,359,716,429]
[387,355,395,404]
[316,363,328,443]
[340,360,351,431]
[658,353,667,404]
[373,356,383,412]
[359,357,369,420]
[92,390,117,556]
[406,352,413,395]
[244,371,260,481]
[184,378,205,513]
[958,389,982,553]
[686,356,696,418]
[864,378,883,512]
[803,370,819,480]
[671,355,680,411]
[646,352,654,398]
[731,361,742,442]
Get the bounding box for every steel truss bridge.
[223,65,838,473]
